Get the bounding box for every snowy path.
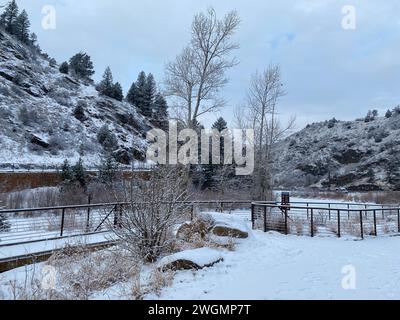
[160,216,400,300]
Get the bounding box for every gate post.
[397,209,400,233]
[262,206,266,232]
[284,208,288,235]
[310,209,314,237]
[360,210,364,240]
[251,203,255,230]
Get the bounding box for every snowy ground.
[157,212,400,300]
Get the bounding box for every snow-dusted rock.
[159,248,224,271]
[212,224,248,239]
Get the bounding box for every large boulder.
[159,248,224,271]
[212,224,248,239]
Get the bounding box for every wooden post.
[311,209,314,237]
[373,210,377,236]
[60,208,65,237]
[347,204,350,219]
[360,210,364,240]
[337,210,341,238]
[190,204,194,221]
[306,203,309,220]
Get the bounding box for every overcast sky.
[13,0,400,130]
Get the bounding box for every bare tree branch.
[164,7,240,127]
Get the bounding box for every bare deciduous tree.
[165,7,240,127]
[236,65,295,200]
[112,166,190,262]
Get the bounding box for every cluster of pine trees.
[0,0,37,46]
[126,71,169,130]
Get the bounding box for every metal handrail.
[252,202,400,213]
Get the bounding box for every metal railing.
[251,201,400,239]
[0,200,252,247]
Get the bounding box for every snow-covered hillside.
[0,30,151,170]
[273,115,400,191]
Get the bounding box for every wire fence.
[251,201,400,239]
[0,201,252,247]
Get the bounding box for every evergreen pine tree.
[97,66,114,97]
[126,82,138,105]
[112,82,123,101]
[14,9,30,43]
[143,73,156,117]
[60,159,73,183]
[72,158,86,189]
[69,52,95,81]
[99,153,118,185]
[0,0,19,34]
[202,117,229,190]
[59,61,69,74]
[152,93,169,130]
[135,71,148,115]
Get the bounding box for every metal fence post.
[311,208,314,237]
[360,210,364,240]
[60,208,65,237]
[328,203,331,221]
[398,209,400,233]
[284,208,288,235]
[86,195,92,233]
[373,210,377,236]
[251,203,255,230]
[263,206,267,232]
[113,204,119,227]
[337,210,341,238]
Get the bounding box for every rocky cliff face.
[0,30,151,170]
[273,114,400,191]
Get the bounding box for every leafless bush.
[47,246,137,300]
[113,166,190,262]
